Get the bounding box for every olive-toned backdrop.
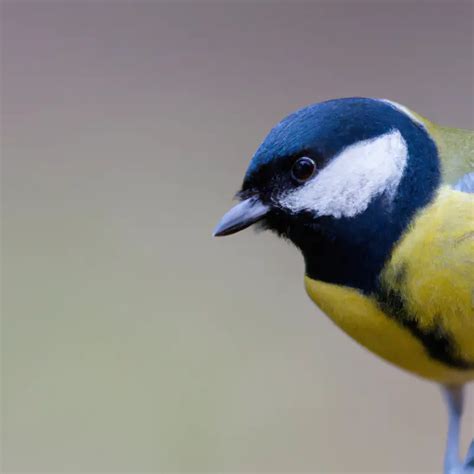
[2,1,473,472]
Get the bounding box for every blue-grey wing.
[453,172,474,193]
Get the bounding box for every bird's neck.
[298,224,391,294]
[292,196,424,294]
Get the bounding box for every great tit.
[214,98,473,473]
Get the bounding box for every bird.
[213,98,474,474]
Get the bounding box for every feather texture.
[454,172,474,193]
[306,186,474,383]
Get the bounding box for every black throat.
[285,200,409,294]
[265,200,404,293]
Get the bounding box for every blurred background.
[2,1,473,472]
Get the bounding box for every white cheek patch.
[280,130,408,218]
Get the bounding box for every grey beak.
[213,196,270,237]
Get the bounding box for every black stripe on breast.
[376,269,474,370]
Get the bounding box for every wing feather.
[454,172,474,193]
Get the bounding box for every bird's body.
[214,98,473,472]
[306,185,474,384]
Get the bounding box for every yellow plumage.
[425,122,473,185]
[398,108,473,185]
[305,186,474,384]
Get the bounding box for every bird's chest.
[304,277,473,384]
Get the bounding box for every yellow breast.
[305,187,474,384]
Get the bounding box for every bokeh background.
[2,1,473,473]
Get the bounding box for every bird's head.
[214,98,440,292]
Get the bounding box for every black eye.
[291,157,316,182]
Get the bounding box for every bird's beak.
[213,196,270,237]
